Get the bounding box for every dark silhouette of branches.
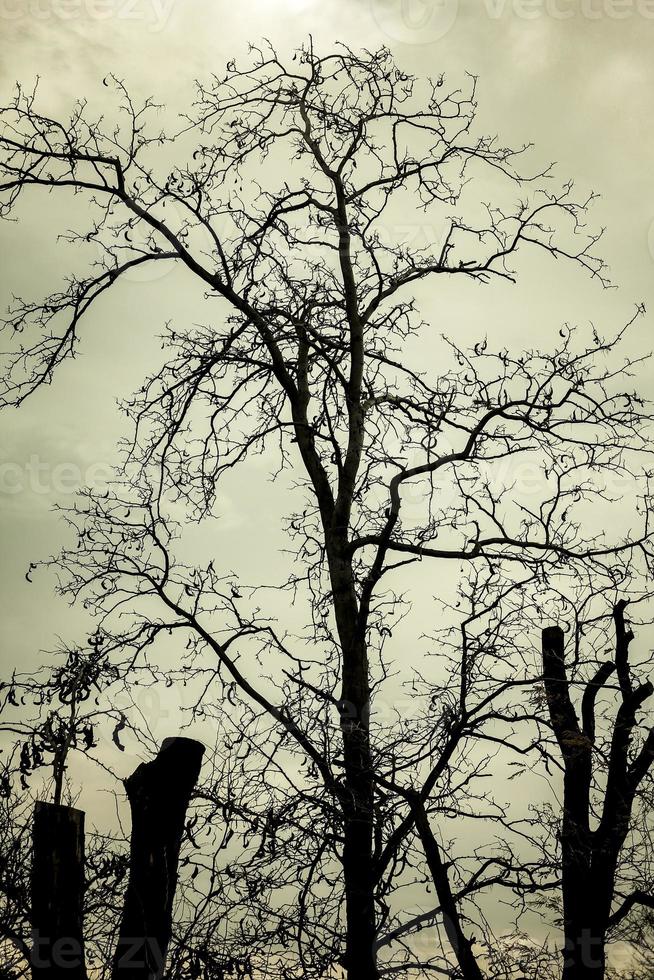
[542,600,654,978]
[1,39,653,980]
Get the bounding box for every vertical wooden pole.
[31,801,86,980]
[111,737,204,980]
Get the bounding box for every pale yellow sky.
[2,0,653,632]
[1,0,653,736]
[1,2,654,968]
[0,0,651,729]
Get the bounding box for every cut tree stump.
[111,737,205,980]
[31,801,86,980]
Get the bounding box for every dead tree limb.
[111,737,205,980]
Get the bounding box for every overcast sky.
[1,0,654,853]
[1,3,653,969]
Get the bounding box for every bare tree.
[542,600,654,979]
[2,40,654,979]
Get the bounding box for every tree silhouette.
[542,600,654,978]
[2,40,654,979]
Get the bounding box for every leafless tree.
[540,599,654,978]
[2,39,654,979]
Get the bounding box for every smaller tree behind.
[543,600,654,979]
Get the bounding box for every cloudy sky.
[1,0,654,815]
[0,2,653,969]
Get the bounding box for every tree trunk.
[339,631,379,980]
[111,737,204,980]
[541,627,601,980]
[562,923,606,980]
[328,535,379,980]
[340,716,378,980]
[559,771,598,980]
[31,801,86,980]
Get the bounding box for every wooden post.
[31,801,86,980]
[111,737,204,980]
